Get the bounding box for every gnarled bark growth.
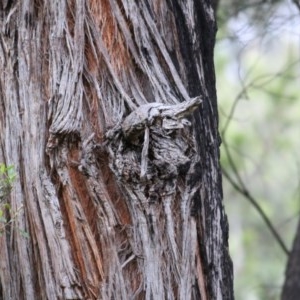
[0,1,233,299]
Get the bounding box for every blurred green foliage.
[0,164,28,237]
[0,163,15,202]
[0,163,16,234]
[215,1,300,299]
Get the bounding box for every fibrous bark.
[0,1,233,299]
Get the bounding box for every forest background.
[216,0,300,299]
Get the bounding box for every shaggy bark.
[0,0,233,299]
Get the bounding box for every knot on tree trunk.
[103,97,203,298]
[106,97,201,194]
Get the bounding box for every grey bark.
[281,217,300,300]
[0,0,233,299]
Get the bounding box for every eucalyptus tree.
[0,1,233,299]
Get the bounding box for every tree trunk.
[0,1,233,299]
[281,217,300,300]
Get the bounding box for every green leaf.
[0,164,5,174]
[3,203,11,210]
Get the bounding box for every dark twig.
[220,58,300,256]
[222,140,290,256]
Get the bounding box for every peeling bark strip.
[0,1,233,300]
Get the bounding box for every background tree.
[0,1,233,299]
[281,218,300,299]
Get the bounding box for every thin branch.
[220,54,300,256]
[221,59,300,137]
[222,139,290,256]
